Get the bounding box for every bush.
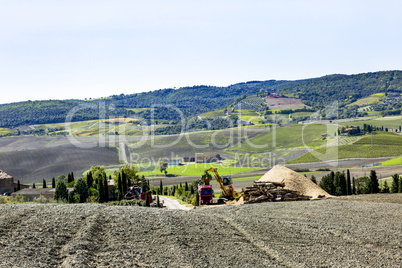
[73,194,81,203]
[0,197,7,204]
[33,195,47,203]
[86,196,98,203]
[13,194,25,203]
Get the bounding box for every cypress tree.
[104,176,109,202]
[98,179,104,203]
[352,177,356,194]
[117,173,123,200]
[17,180,21,191]
[391,174,399,193]
[340,172,347,195]
[122,171,127,195]
[43,179,47,188]
[74,177,89,203]
[185,182,189,191]
[346,169,351,195]
[370,170,379,193]
[67,173,72,184]
[32,183,36,189]
[399,177,402,193]
[156,195,160,208]
[310,175,317,184]
[71,172,74,181]
[54,179,68,201]
[145,191,150,207]
[52,177,56,188]
[87,171,93,188]
[195,191,200,206]
[190,185,195,195]
[382,181,390,193]
[334,172,342,196]
[159,180,163,195]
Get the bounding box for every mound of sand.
[257,165,330,199]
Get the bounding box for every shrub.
[86,196,98,203]
[13,194,25,203]
[33,195,47,203]
[73,194,81,203]
[0,197,7,204]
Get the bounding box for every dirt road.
[0,194,401,267]
[159,196,192,210]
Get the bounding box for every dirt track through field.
[0,195,401,267]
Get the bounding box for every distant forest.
[1,70,402,128]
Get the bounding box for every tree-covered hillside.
[1,70,402,128]
[276,71,402,109]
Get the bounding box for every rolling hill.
[2,71,402,128]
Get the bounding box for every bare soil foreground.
[1,195,401,267]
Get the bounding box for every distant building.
[0,169,14,195]
[11,188,74,201]
[183,156,196,162]
[167,160,181,165]
[196,154,223,164]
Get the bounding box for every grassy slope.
[348,92,385,106]
[228,124,335,153]
[0,128,13,135]
[199,109,226,118]
[288,132,402,163]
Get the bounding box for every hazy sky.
[1,0,402,104]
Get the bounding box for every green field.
[380,156,402,166]
[288,132,402,163]
[199,109,226,118]
[235,109,264,124]
[348,92,385,106]
[126,108,150,113]
[0,128,13,135]
[338,116,402,130]
[138,162,258,177]
[228,124,336,153]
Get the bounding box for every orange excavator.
[199,167,240,204]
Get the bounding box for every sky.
[1,0,402,104]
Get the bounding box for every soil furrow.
[215,214,294,268]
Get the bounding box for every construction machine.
[199,167,241,204]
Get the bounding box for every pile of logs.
[242,181,311,204]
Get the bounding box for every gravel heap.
[258,165,330,199]
[0,194,401,267]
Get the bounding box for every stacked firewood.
[242,181,311,204]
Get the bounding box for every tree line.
[316,169,402,195]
